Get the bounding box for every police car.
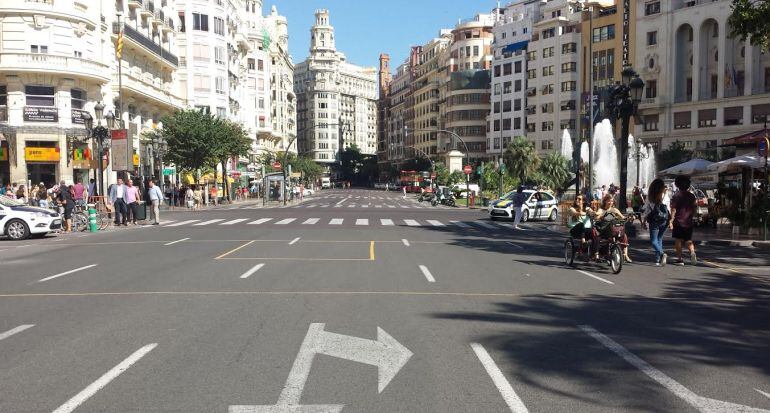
[0,196,61,240]
[488,189,559,222]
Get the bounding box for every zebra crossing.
[154,217,515,230]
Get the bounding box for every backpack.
[646,203,670,226]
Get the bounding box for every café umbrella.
[707,154,764,174]
[659,158,713,176]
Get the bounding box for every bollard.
[88,205,98,232]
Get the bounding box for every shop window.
[25,85,55,107]
[70,89,86,110]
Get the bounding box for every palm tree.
[538,152,571,191]
[503,137,540,184]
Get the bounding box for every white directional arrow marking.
[230,323,412,412]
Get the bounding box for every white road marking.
[348,204,355,208]
[419,265,436,283]
[302,218,320,225]
[276,218,297,225]
[0,324,34,342]
[471,343,529,413]
[427,220,445,227]
[473,221,495,229]
[329,218,344,225]
[756,389,770,400]
[289,237,301,245]
[164,238,190,246]
[506,242,523,250]
[335,198,347,206]
[158,221,175,226]
[222,219,248,226]
[165,220,199,227]
[387,205,396,208]
[240,263,265,279]
[402,239,410,246]
[375,205,382,208]
[577,270,615,285]
[450,221,471,228]
[248,218,272,225]
[194,219,225,226]
[400,205,409,209]
[404,219,420,227]
[38,264,98,283]
[381,219,394,226]
[579,325,770,413]
[52,344,158,413]
[497,223,515,228]
[356,219,369,226]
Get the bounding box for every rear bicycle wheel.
[97,212,110,230]
[609,244,623,274]
[564,239,575,266]
[73,213,89,232]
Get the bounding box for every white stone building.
[633,0,770,152]
[294,9,377,166]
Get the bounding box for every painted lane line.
[276,218,297,225]
[329,218,344,225]
[158,221,176,226]
[404,219,420,227]
[165,220,199,227]
[302,218,320,225]
[450,220,471,228]
[473,221,495,229]
[52,343,158,413]
[471,343,529,413]
[402,239,410,247]
[400,205,410,209]
[506,242,523,250]
[356,219,369,226]
[248,218,272,225]
[348,204,356,208]
[38,264,98,283]
[577,270,614,285]
[164,238,190,246]
[579,325,770,413]
[497,223,515,228]
[756,389,770,400]
[240,263,265,279]
[194,219,225,226]
[387,205,396,208]
[0,324,34,342]
[381,219,394,226]
[289,237,301,245]
[222,219,248,226]
[419,265,436,283]
[427,220,445,227]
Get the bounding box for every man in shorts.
[669,175,697,266]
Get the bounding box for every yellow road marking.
[370,241,375,261]
[215,240,255,259]
[218,257,373,261]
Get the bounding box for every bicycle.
[564,216,629,274]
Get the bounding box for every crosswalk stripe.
[248,218,272,225]
[400,205,409,208]
[381,219,394,226]
[404,219,420,227]
[348,204,355,208]
[194,219,225,226]
[166,220,199,227]
[356,219,369,226]
[329,218,344,225]
[427,220,445,227]
[275,218,296,225]
[450,221,471,228]
[387,205,396,208]
[473,221,495,229]
[497,222,514,228]
[375,205,382,208]
[222,219,248,225]
[159,221,176,226]
[302,218,320,225]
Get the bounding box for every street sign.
[162,168,175,176]
[230,323,412,412]
[759,137,769,157]
[272,161,282,170]
[110,129,129,171]
[463,165,472,174]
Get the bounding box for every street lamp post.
[607,67,644,211]
[405,127,471,208]
[630,137,650,188]
[82,102,110,198]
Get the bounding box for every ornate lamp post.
[607,67,644,210]
[82,102,110,197]
[629,137,650,188]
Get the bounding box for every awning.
[502,40,528,54]
[720,129,768,147]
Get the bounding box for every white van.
[321,177,331,189]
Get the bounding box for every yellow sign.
[0,147,7,162]
[25,147,60,162]
[133,153,140,166]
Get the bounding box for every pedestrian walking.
[641,178,670,266]
[109,177,129,226]
[185,186,195,209]
[402,185,407,199]
[512,186,527,229]
[209,185,218,206]
[56,180,74,232]
[147,180,163,225]
[125,179,140,225]
[670,176,697,266]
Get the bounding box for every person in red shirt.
[670,176,697,266]
[72,179,85,207]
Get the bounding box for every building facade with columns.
[633,0,770,153]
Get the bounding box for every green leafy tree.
[448,171,464,186]
[213,120,250,200]
[156,109,220,179]
[657,141,693,170]
[503,137,540,184]
[537,153,571,191]
[729,0,770,52]
[434,163,450,186]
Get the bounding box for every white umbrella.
[707,154,764,174]
[659,158,713,176]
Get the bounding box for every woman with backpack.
[641,178,670,266]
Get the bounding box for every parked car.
[488,190,558,222]
[0,196,61,240]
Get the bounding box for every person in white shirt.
[147,180,164,225]
[109,178,128,226]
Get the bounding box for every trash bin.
[135,201,147,221]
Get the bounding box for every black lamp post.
[83,102,111,198]
[607,67,644,211]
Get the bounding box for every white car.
[488,190,559,222]
[302,188,314,196]
[0,196,62,240]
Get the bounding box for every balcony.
[162,17,174,32]
[153,10,165,26]
[119,24,178,67]
[128,0,144,8]
[0,52,109,82]
[117,71,184,109]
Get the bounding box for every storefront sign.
[111,129,129,171]
[72,109,88,125]
[25,147,60,162]
[622,0,630,66]
[72,147,93,169]
[133,152,140,167]
[24,107,58,123]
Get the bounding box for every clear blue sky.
[267,0,496,70]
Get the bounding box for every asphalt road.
[1,189,769,412]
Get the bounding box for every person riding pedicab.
[595,194,633,263]
[568,194,599,260]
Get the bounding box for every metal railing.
[121,24,178,66]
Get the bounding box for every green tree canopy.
[154,109,220,175]
[537,153,571,191]
[729,0,770,51]
[503,137,540,184]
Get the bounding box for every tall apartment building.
[384,48,419,170]
[442,14,494,163]
[262,5,296,156]
[294,9,378,167]
[0,0,184,188]
[488,1,538,162]
[525,0,582,154]
[633,0,770,152]
[412,31,452,157]
[377,53,392,169]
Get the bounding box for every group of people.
[1,179,97,232]
[569,175,698,267]
[107,178,164,226]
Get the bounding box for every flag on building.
[116,29,123,59]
